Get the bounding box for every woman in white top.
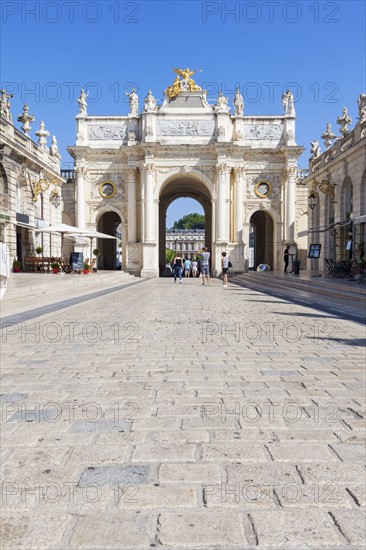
[221,251,229,287]
[191,259,198,277]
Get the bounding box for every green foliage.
[172,213,205,230]
[93,248,101,256]
[165,249,175,264]
[35,246,43,255]
[51,262,60,269]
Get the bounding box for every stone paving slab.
[1,277,365,549]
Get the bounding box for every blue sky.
[1,0,365,227]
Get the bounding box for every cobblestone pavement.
[1,278,365,549]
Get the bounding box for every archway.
[97,211,121,270]
[159,177,212,276]
[249,210,274,269]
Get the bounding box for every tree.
[166,249,175,264]
[172,213,205,230]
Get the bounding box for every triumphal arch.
[67,69,305,277]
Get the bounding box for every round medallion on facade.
[254,180,272,199]
[99,181,116,199]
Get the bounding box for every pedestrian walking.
[221,251,229,287]
[200,247,210,286]
[191,258,198,277]
[184,257,191,278]
[284,246,290,273]
[173,253,184,283]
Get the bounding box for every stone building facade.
[0,92,65,265]
[66,72,306,277]
[302,94,366,272]
[166,229,205,260]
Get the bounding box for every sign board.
[308,244,321,259]
[71,252,84,271]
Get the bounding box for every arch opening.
[159,177,212,276]
[97,211,121,270]
[249,210,274,270]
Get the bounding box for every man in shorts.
[200,247,210,286]
[184,257,191,278]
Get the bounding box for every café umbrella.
[67,230,118,265]
[36,223,92,256]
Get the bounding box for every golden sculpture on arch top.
[165,68,202,99]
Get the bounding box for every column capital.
[143,163,155,175]
[285,164,297,179]
[232,166,245,178]
[75,165,87,177]
[127,165,138,177]
[216,162,229,174]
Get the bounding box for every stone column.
[285,164,297,242]
[75,165,86,228]
[144,163,155,242]
[234,168,244,242]
[216,163,229,242]
[127,167,137,242]
[140,162,157,278]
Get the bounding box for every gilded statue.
[165,67,202,99]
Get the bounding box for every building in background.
[166,229,205,260]
[0,91,65,265]
[66,70,306,277]
[302,94,366,272]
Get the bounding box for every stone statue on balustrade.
[144,90,157,112]
[126,88,139,116]
[49,136,61,160]
[77,89,89,115]
[357,93,366,123]
[321,123,336,149]
[336,107,352,136]
[281,89,295,116]
[35,120,50,150]
[214,91,230,112]
[0,89,13,122]
[233,88,244,116]
[17,104,35,136]
[310,139,321,159]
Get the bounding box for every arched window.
[0,163,8,194]
[360,168,366,215]
[341,176,353,220]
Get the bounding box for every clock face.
[99,181,116,199]
[254,180,272,199]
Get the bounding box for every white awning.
[15,221,36,229]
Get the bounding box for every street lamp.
[308,179,336,209]
[308,192,318,210]
[51,191,60,208]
